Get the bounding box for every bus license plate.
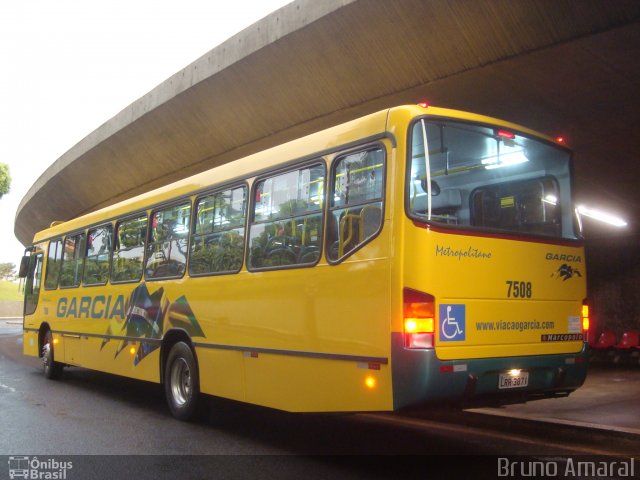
[498,371,529,389]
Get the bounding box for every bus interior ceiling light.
[576,205,628,227]
[482,150,528,170]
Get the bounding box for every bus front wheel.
[164,341,201,421]
[42,330,63,379]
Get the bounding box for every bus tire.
[42,330,63,379]
[164,341,201,421]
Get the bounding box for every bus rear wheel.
[164,341,201,421]
[42,330,63,379]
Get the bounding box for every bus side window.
[189,186,246,275]
[59,233,86,288]
[84,224,113,285]
[248,163,325,270]
[44,238,63,290]
[327,148,385,262]
[145,202,191,280]
[112,216,147,283]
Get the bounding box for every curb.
[468,407,640,438]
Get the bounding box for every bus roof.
[32,104,561,243]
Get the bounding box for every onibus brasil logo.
[8,456,72,479]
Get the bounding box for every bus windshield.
[408,119,578,240]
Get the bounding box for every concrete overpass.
[15,0,640,245]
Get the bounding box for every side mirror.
[18,256,29,278]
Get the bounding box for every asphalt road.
[1,320,638,479]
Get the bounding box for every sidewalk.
[0,318,22,336]
[470,363,640,436]
[0,300,22,317]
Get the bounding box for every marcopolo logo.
[8,456,72,479]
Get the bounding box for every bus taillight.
[582,301,590,340]
[404,288,435,349]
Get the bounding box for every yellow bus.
[19,104,589,420]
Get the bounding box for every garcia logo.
[56,295,125,320]
[551,263,582,281]
[545,252,582,263]
[8,456,72,479]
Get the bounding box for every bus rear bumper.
[391,333,589,410]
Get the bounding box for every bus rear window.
[471,176,561,236]
[407,120,577,239]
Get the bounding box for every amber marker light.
[404,318,418,333]
[404,317,434,334]
[52,338,59,345]
[130,346,136,355]
[582,303,590,332]
[365,376,376,389]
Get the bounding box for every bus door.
[20,249,44,317]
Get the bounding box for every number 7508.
[506,280,532,298]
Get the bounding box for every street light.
[576,205,628,227]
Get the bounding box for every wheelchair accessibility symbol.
[439,304,466,342]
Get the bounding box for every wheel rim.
[170,357,191,406]
[42,340,52,370]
